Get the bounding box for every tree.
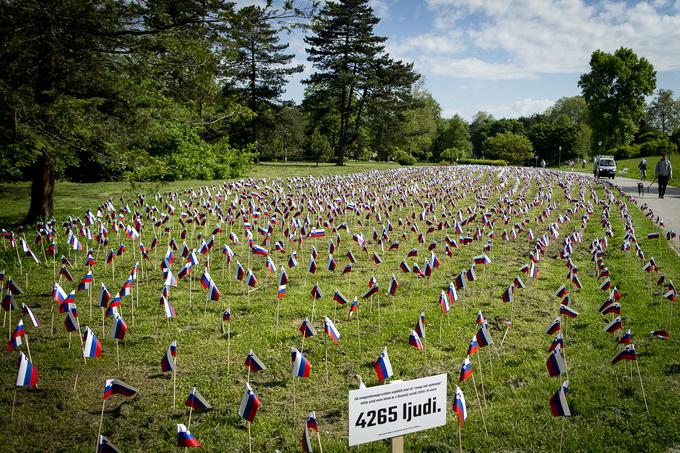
[304,0,417,165]
[307,127,332,166]
[432,114,472,161]
[221,4,304,144]
[258,105,306,161]
[646,89,680,135]
[578,47,656,149]
[483,132,534,164]
[546,96,589,126]
[470,111,494,157]
[401,90,440,161]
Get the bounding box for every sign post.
[348,374,448,448]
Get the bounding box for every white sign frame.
[348,373,448,446]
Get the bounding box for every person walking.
[638,158,647,180]
[654,153,672,199]
[540,159,546,169]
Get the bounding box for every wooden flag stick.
[356,309,361,355]
[476,352,487,407]
[11,388,17,420]
[96,398,106,453]
[559,417,565,453]
[24,334,32,362]
[293,377,297,413]
[173,362,177,410]
[324,333,329,385]
[471,374,489,439]
[457,422,463,453]
[227,322,231,374]
[316,430,324,453]
[187,406,194,428]
[248,421,253,453]
[377,294,381,333]
[635,359,649,412]
[116,339,120,369]
[301,333,306,355]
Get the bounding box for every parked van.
[593,155,616,179]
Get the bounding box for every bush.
[393,149,417,166]
[457,158,508,166]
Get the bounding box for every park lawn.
[0,161,402,227]
[0,165,679,452]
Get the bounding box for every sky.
[238,0,680,121]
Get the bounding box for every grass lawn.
[0,164,679,452]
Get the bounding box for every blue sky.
[239,0,680,121]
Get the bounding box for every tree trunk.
[25,153,54,225]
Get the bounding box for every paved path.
[602,174,680,251]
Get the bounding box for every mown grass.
[0,165,679,452]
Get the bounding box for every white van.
[593,155,616,179]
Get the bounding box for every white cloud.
[370,0,390,18]
[477,98,555,118]
[412,0,680,80]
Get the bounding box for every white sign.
[348,374,448,446]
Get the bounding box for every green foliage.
[432,114,472,162]
[646,89,680,134]
[307,127,333,166]
[483,132,534,164]
[457,158,508,166]
[392,149,417,165]
[579,47,656,148]
[439,147,467,163]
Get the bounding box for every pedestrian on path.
[655,152,673,199]
[638,158,647,180]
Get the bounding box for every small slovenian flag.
[651,329,671,340]
[98,283,111,309]
[409,329,424,351]
[288,252,298,269]
[327,254,336,271]
[300,318,316,338]
[106,249,115,265]
[547,347,566,377]
[311,283,323,300]
[349,297,359,317]
[277,285,287,299]
[307,411,319,431]
[111,314,127,341]
[162,296,176,319]
[177,424,201,448]
[246,269,257,287]
[476,310,486,326]
[362,284,379,299]
[185,387,212,412]
[97,434,121,453]
[200,269,212,289]
[83,326,102,359]
[235,262,245,281]
[560,304,579,319]
[21,304,40,327]
[447,282,458,304]
[604,316,623,333]
[548,333,564,352]
[601,303,620,316]
[291,347,311,378]
[618,329,633,345]
[439,290,450,314]
[301,424,313,453]
[571,274,583,289]
[309,228,325,238]
[244,350,267,372]
[252,244,269,256]
[455,272,467,290]
[545,317,561,335]
[612,345,637,364]
[324,316,341,344]
[513,275,526,289]
[223,308,231,323]
[342,263,353,276]
[555,284,568,298]
[415,312,426,340]
[473,253,491,265]
[103,379,137,400]
[399,260,411,273]
[208,282,220,302]
[308,258,318,274]
[178,263,192,280]
[64,310,80,333]
[501,285,513,303]
[549,381,570,417]
[7,319,24,352]
[374,346,393,383]
[333,289,348,305]
[53,282,67,304]
[161,341,177,372]
[279,269,289,286]
[648,232,660,239]
[459,356,472,382]
[476,325,493,347]
[599,278,612,291]
[238,382,261,422]
[78,270,93,291]
[388,274,398,296]
[611,286,622,301]
[16,352,38,387]
[466,266,477,282]
[453,386,467,427]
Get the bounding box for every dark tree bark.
[25,154,54,224]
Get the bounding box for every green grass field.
[0,164,679,452]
